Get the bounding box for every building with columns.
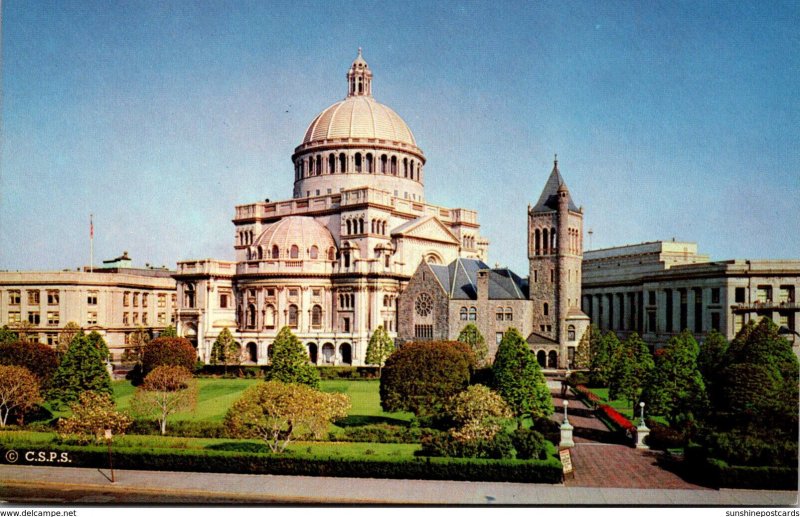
[174,50,489,366]
[397,159,590,370]
[582,241,800,351]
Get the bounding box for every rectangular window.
[710,312,720,331]
[28,290,40,305]
[778,312,789,328]
[648,291,656,305]
[756,286,771,303]
[733,314,744,334]
[9,290,21,305]
[312,289,321,298]
[143,312,149,325]
[123,291,130,306]
[157,312,166,324]
[46,333,57,347]
[87,311,98,325]
[87,291,98,305]
[647,311,656,333]
[171,294,177,307]
[779,286,795,303]
[123,312,129,326]
[266,288,275,298]
[735,287,746,303]
[47,311,59,326]
[711,288,720,304]
[550,269,554,283]
[133,293,139,307]
[289,289,299,298]
[496,332,503,345]
[158,294,166,308]
[142,293,148,307]
[496,311,504,321]
[133,313,139,325]
[8,312,21,324]
[533,270,538,283]
[220,293,229,309]
[665,289,673,333]
[47,291,59,305]
[414,324,433,340]
[28,312,40,325]
[343,317,351,333]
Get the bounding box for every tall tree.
[640,330,707,426]
[365,325,395,376]
[0,365,42,426]
[210,327,241,374]
[573,326,592,369]
[589,329,620,386]
[609,332,653,411]
[697,330,729,406]
[264,326,319,388]
[492,327,552,422]
[142,336,197,376]
[85,331,110,362]
[457,323,489,366]
[57,322,82,359]
[48,332,112,405]
[131,366,198,435]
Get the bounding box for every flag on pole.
[90,214,94,238]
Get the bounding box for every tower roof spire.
[531,155,578,213]
[347,48,372,97]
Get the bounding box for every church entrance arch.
[339,343,352,365]
[322,343,335,364]
[548,350,558,369]
[537,350,546,368]
[246,342,258,363]
[307,343,318,364]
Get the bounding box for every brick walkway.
[550,386,708,490]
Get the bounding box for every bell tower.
[347,48,372,97]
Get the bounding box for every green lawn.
[586,387,667,425]
[110,378,413,426]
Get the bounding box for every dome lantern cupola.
[347,48,372,97]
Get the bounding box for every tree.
[457,323,489,366]
[0,340,59,389]
[225,381,350,453]
[57,322,82,359]
[48,333,112,405]
[123,326,151,364]
[573,326,592,369]
[11,322,36,344]
[57,391,132,441]
[640,330,707,427]
[380,340,474,416]
[141,336,197,376]
[491,327,552,422]
[210,327,241,373]
[589,328,619,386]
[608,332,653,411]
[697,330,729,406]
[0,326,18,345]
[160,325,178,338]
[446,384,512,443]
[265,327,319,388]
[365,325,395,376]
[85,331,110,361]
[131,366,198,435]
[0,365,42,426]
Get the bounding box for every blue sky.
[1,0,798,274]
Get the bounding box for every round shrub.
[380,340,474,417]
[512,428,546,460]
[142,337,197,376]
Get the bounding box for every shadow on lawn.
[335,415,411,427]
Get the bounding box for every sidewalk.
[0,464,796,505]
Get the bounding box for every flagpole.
[90,214,94,273]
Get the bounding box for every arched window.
[366,153,373,173]
[257,247,263,260]
[359,219,365,234]
[355,153,362,173]
[316,155,322,176]
[265,304,275,329]
[551,227,556,250]
[543,228,549,254]
[543,303,549,316]
[184,283,196,308]
[391,156,397,175]
[468,307,477,321]
[247,303,256,329]
[290,245,299,259]
[403,158,408,177]
[548,350,558,369]
[288,304,298,328]
[328,247,335,261]
[309,157,314,175]
[310,246,318,259]
[409,160,415,180]
[343,251,351,268]
[461,307,468,321]
[328,154,335,174]
[371,220,376,233]
[537,350,546,368]
[496,307,503,321]
[380,154,387,173]
[311,305,322,328]
[346,220,352,235]
[568,325,576,341]
[272,245,279,259]
[505,307,513,321]
[535,229,541,255]
[339,153,347,173]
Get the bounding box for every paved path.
[549,385,707,490]
[0,465,796,505]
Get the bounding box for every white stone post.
[635,401,650,449]
[559,400,575,449]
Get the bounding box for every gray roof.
[531,161,579,213]
[429,258,529,300]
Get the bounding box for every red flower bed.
[598,404,636,432]
[574,384,602,404]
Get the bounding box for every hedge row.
[685,444,798,489]
[0,444,563,484]
[194,365,379,380]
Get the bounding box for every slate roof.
[428,258,529,300]
[531,160,579,213]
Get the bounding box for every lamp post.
[104,429,115,483]
[634,402,650,450]
[559,400,574,449]
[638,401,646,427]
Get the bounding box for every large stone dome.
[302,96,418,149]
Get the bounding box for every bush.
[512,428,547,460]
[331,424,426,444]
[142,337,197,376]
[645,420,686,450]
[530,416,560,445]
[0,443,563,484]
[127,420,227,438]
[0,341,59,389]
[419,431,514,459]
[317,367,379,380]
[380,341,474,417]
[700,430,798,468]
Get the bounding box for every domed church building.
[174,50,489,366]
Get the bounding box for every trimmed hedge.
[193,365,379,380]
[127,420,228,439]
[685,444,798,489]
[0,444,563,484]
[330,424,428,444]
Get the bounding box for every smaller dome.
[253,216,336,259]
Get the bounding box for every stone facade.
[582,242,800,352]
